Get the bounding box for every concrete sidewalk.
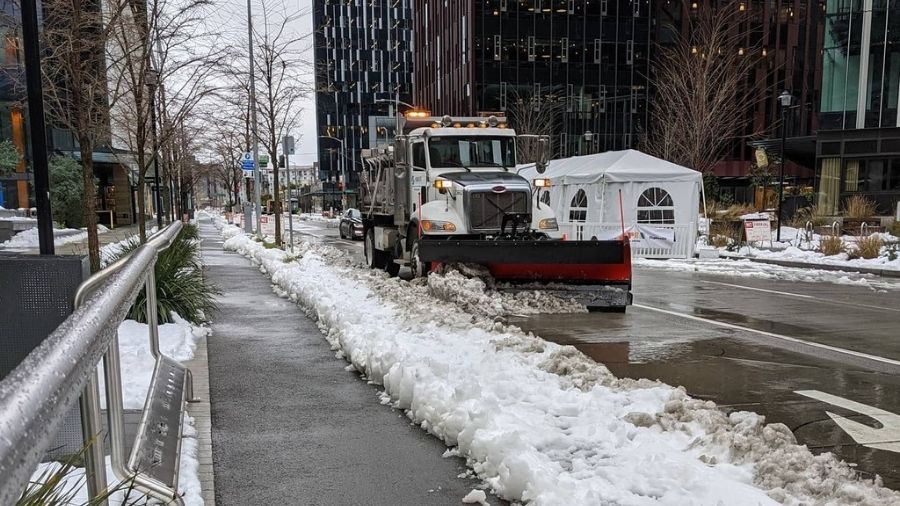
[720,252,900,278]
[199,220,503,505]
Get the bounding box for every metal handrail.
[0,221,186,505]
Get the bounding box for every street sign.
[283,136,295,155]
[241,152,255,170]
[259,154,269,167]
[260,216,268,224]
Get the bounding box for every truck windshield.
[427,136,515,169]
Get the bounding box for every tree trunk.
[137,171,147,241]
[79,139,100,273]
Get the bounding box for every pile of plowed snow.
[216,217,899,505]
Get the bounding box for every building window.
[540,191,551,205]
[633,0,640,17]
[494,34,501,61]
[626,40,634,65]
[601,0,608,15]
[593,39,601,63]
[500,0,507,11]
[569,189,588,222]
[568,0,575,14]
[561,37,568,63]
[560,132,567,157]
[637,187,675,224]
[500,81,508,110]
[527,36,536,62]
[817,158,841,215]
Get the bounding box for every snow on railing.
[0,221,192,506]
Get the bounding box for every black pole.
[150,85,163,228]
[777,105,787,243]
[20,0,53,254]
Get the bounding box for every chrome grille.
[468,190,530,231]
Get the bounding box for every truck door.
[410,140,428,210]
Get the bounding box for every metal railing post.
[146,269,161,359]
[79,372,108,506]
[103,331,129,480]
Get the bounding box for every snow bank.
[634,256,900,291]
[29,316,208,505]
[218,220,899,505]
[0,225,109,250]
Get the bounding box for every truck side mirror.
[536,136,550,174]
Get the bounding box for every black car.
[339,208,364,240]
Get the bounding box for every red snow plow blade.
[419,238,633,311]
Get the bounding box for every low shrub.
[110,224,218,324]
[719,203,757,222]
[819,235,845,256]
[842,195,877,219]
[788,205,830,228]
[888,220,900,238]
[854,235,883,260]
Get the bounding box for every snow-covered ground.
[214,216,900,505]
[0,224,109,250]
[703,225,900,273]
[28,316,208,505]
[634,256,900,292]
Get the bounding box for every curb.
[721,255,900,279]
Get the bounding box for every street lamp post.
[246,0,262,238]
[319,135,345,210]
[776,90,793,242]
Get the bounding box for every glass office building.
[313,0,413,208]
[817,0,900,215]
[413,0,651,156]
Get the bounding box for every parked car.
[339,208,364,240]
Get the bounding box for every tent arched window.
[637,187,675,224]
[540,191,551,205]
[569,189,588,222]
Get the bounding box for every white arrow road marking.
[796,390,900,453]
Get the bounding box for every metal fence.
[559,222,697,259]
[0,221,193,506]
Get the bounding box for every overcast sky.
[216,0,318,165]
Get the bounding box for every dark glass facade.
[0,0,29,209]
[657,0,825,190]
[313,0,413,205]
[816,0,900,216]
[414,0,651,156]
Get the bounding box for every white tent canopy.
[520,150,703,258]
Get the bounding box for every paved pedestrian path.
[199,220,502,505]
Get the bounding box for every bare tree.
[38,0,127,272]
[506,91,563,164]
[108,0,223,240]
[643,1,763,177]
[251,0,309,247]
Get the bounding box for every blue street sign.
[241,151,255,171]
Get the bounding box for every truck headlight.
[421,220,456,232]
[538,218,558,230]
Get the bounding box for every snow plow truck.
[359,114,632,311]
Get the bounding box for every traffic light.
[278,155,285,168]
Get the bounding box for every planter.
[842,218,881,236]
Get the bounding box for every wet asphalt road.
[286,218,900,491]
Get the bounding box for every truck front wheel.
[410,237,430,278]
[365,229,384,269]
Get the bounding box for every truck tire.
[365,229,384,269]
[409,237,430,278]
